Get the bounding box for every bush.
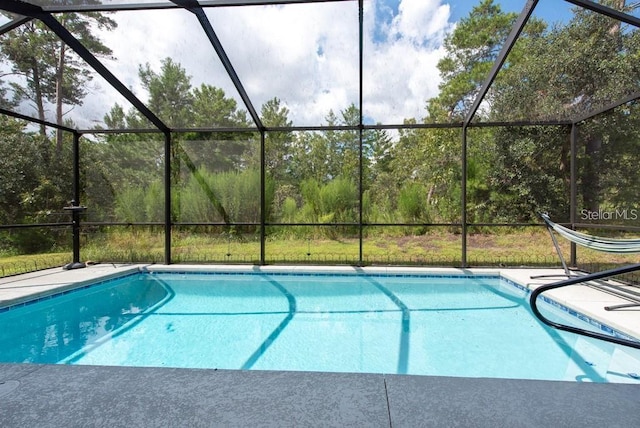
[320,177,358,223]
[397,182,429,223]
[115,187,147,222]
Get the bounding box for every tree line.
[1,0,640,254]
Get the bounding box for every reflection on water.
[0,276,169,364]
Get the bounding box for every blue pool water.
[1,271,639,383]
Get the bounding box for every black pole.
[358,0,364,266]
[461,126,468,267]
[63,132,86,270]
[260,130,266,265]
[164,132,172,265]
[570,124,577,267]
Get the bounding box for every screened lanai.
[1,0,639,274]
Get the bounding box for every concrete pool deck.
[1,264,639,427]
[2,363,640,427]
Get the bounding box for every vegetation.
[1,0,639,273]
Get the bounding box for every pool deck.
[1,264,640,427]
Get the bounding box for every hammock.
[539,213,640,310]
[541,213,640,254]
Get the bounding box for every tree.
[388,123,463,223]
[193,84,248,128]
[103,57,251,177]
[400,1,530,224]
[0,8,116,149]
[0,117,43,225]
[0,6,117,242]
[261,97,293,183]
[428,0,543,121]
[139,58,193,128]
[97,58,254,223]
[489,0,640,220]
[289,131,331,184]
[364,126,394,219]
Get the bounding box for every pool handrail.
[529,263,640,350]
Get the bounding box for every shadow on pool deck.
[1,363,639,427]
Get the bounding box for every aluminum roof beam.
[1,0,638,132]
[2,0,352,14]
[0,15,31,36]
[172,0,264,130]
[0,0,170,133]
[77,120,572,136]
[564,0,640,28]
[573,91,640,124]
[0,107,76,133]
[0,0,41,16]
[463,0,539,128]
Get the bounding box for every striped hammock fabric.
[541,213,640,253]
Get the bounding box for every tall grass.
[3,227,639,277]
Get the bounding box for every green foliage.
[0,228,60,255]
[0,12,116,147]
[397,183,429,223]
[153,168,275,229]
[3,2,640,260]
[114,187,147,223]
[139,58,194,128]
[0,116,73,252]
[300,179,322,221]
[0,118,42,224]
[280,197,298,224]
[262,98,294,183]
[319,177,358,223]
[145,181,165,222]
[430,0,536,120]
[485,127,570,222]
[388,125,463,223]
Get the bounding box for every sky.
[451,0,574,22]
[92,0,456,127]
[4,0,581,129]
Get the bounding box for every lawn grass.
[3,227,638,278]
[0,252,71,277]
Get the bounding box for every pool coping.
[0,263,143,309]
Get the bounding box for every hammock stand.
[538,213,640,310]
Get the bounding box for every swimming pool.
[1,268,639,383]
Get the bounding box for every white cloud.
[70,0,453,129]
[390,0,452,44]
[364,0,452,123]
[207,2,360,125]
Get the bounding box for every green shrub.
[319,177,357,222]
[115,186,147,222]
[397,182,429,223]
